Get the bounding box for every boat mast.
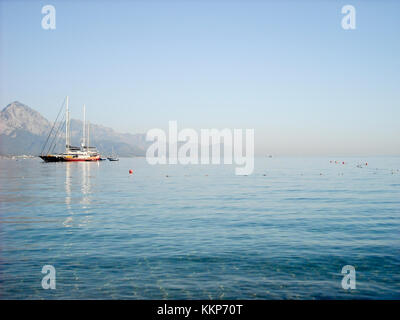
[87,121,90,149]
[65,96,69,149]
[82,104,86,149]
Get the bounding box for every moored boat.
[40,97,102,162]
[107,147,119,161]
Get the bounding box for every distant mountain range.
[0,101,149,156]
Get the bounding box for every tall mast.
[87,121,90,148]
[82,104,86,148]
[65,96,69,149]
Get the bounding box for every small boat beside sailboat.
[107,147,119,161]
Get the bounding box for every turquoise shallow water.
[0,156,399,299]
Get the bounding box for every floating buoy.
[365,162,368,166]
[129,169,133,174]
[342,161,345,164]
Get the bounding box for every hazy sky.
[0,0,399,155]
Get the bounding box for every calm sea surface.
[0,157,399,299]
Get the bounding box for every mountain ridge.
[0,101,149,156]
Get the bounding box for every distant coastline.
[0,101,150,157]
[0,155,146,160]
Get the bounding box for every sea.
[0,156,399,299]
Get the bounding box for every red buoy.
[129,169,133,174]
[342,161,345,164]
[365,162,368,166]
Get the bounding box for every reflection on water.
[63,162,94,228]
[80,162,91,206]
[0,157,400,299]
[64,162,71,223]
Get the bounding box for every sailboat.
[107,147,119,161]
[40,96,101,162]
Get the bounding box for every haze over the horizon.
[0,0,399,156]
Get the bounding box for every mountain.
[0,101,149,156]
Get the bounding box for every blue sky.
[1,0,399,155]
